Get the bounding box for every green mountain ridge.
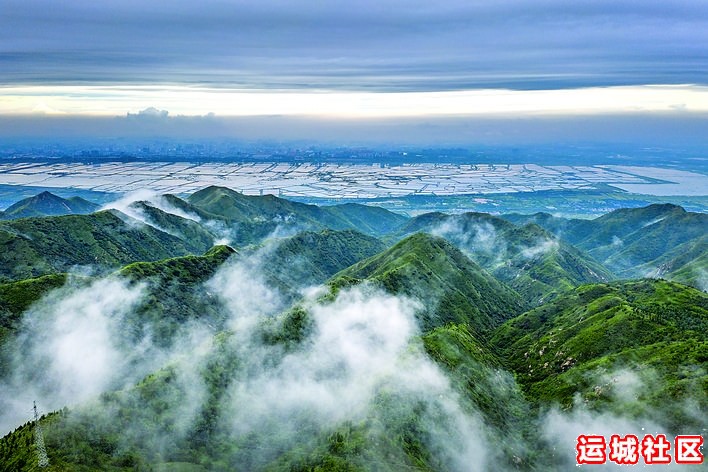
[1,191,99,220]
[127,201,217,252]
[0,210,208,282]
[0,190,706,471]
[188,186,408,239]
[396,212,612,304]
[332,232,527,333]
[504,204,708,290]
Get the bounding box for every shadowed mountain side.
[492,224,613,304]
[321,202,409,235]
[422,323,531,431]
[595,210,707,274]
[331,233,526,333]
[633,235,708,286]
[1,191,99,220]
[119,245,236,345]
[394,211,514,251]
[255,229,387,298]
[504,204,690,246]
[127,201,217,252]
[573,204,691,247]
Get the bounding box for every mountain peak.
[334,231,526,332]
[36,190,60,199]
[2,191,99,220]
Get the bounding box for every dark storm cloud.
[2,0,707,90]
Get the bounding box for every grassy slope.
[490,279,708,429]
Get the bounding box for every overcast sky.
[1,0,707,142]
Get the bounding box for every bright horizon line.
[2,84,708,118]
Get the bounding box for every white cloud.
[0,278,147,432]
[3,85,708,118]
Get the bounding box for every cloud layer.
[2,0,707,90]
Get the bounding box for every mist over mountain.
[504,204,708,290]
[3,0,707,466]
[397,212,613,304]
[0,188,705,471]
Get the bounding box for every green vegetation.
[0,190,706,471]
[396,212,613,304]
[119,245,236,345]
[0,274,68,327]
[0,210,212,282]
[1,191,99,220]
[0,273,69,365]
[333,233,526,333]
[256,229,386,298]
[188,186,407,239]
[128,201,216,252]
[491,279,708,423]
[505,204,708,290]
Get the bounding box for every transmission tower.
[33,401,49,468]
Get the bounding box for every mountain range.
[0,186,705,471]
[503,203,707,287]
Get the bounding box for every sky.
[1,0,708,143]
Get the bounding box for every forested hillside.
[0,189,705,471]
